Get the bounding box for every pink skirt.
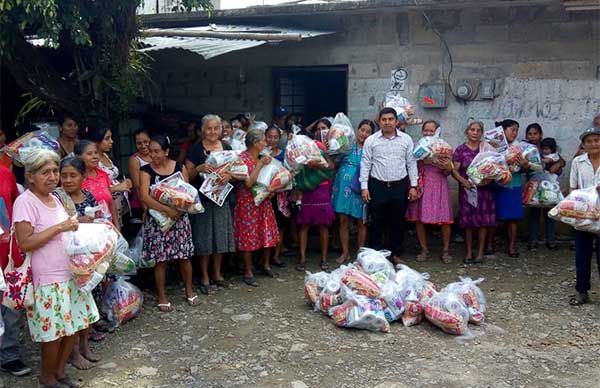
[295,183,335,225]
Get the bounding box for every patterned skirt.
[26,280,99,343]
[143,213,194,262]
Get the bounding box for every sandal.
[243,276,259,287]
[508,250,520,258]
[93,319,115,334]
[88,329,107,342]
[57,375,83,388]
[157,302,174,313]
[440,253,453,264]
[463,257,475,265]
[199,283,214,295]
[295,262,306,272]
[319,261,329,271]
[569,293,589,306]
[272,260,287,268]
[214,279,230,288]
[416,251,429,262]
[261,268,275,278]
[335,255,350,265]
[186,295,200,306]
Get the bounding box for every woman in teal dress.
[332,119,375,263]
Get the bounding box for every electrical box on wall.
[418,82,447,108]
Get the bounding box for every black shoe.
[0,359,32,376]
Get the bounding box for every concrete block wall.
[150,5,599,164]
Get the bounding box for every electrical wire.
[414,0,459,98]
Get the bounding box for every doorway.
[272,65,348,125]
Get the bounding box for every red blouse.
[81,167,113,209]
[0,166,22,269]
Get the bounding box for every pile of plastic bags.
[284,135,327,174]
[304,248,487,336]
[466,151,512,186]
[3,130,60,164]
[549,186,600,233]
[251,158,292,205]
[327,113,355,156]
[65,221,136,292]
[148,172,204,232]
[101,277,143,327]
[413,132,453,162]
[522,172,564,207]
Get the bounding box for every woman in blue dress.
[331,119,375,263]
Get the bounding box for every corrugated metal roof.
[139,24,335,60]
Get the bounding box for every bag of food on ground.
[395,265,436,326]
[466,151,512,186]
[355,248,395,279]
[284,135,327,174]
[380,280,405,322]
[327,113,355,155]
[549,186,600,233]
[318,289,343,314]
[484,126,509,153]
[148,209,176,233]
[383,92,415,122]
[150,172,204,214]
[444,277,487,324]
[304,271,330,306]
[413,131,453,163]
[101,277,143,327]
[343,294,390,333]
[125,228,155,269]
[3,130,60,164]
[66,222,118,276]
[341,268,382,298]
[424,290,471,335]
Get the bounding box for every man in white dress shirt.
[360,107,418,265]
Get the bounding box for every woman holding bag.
[12,148,98,388]
[406,120,454,263]
[331,120,375,264]
[139,136,197,312]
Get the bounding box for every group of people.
[0,107,599,387]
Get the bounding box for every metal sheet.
[139,24,334,60]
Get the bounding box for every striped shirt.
[359,129,418,190]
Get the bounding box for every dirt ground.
[2,239,599,388]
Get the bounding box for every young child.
[540,137,563,178]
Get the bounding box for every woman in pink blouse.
[74,140,119,231]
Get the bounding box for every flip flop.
[295,262,306,272]
[57,375,83,388]
[186,295,200,306]
[199,284,214,295]
[243,276,259,287]
[88,329,107,342]
[157,303,174,313]
[319,261,329,271]
[214,279,230,288]
[440,253,453,264]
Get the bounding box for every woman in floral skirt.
[139,135,197,312]
[234,129,280,286]
[13,148,99,387]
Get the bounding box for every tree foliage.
[0,0,212,124]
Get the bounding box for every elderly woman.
[139,135,197,311]
[234,129,281,286]
[569,127,600,305]
[74,140,120,229]
[185,114,235,294]
[452,121,496,263]
[13,148,98,387]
